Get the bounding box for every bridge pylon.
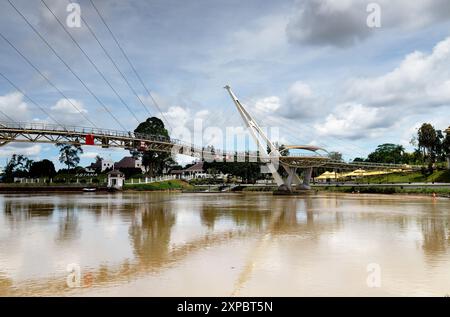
[224,85,311,192]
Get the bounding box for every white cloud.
[163,106,191,128]
[314,103,396,139]
[0,92,31,122]
[254,96,281,113]
[283,81,322,118]
[227,14,287,58]
[0,144,42,158]
[286,0,450,47]
[250,81,323,120]
[346,36,450,110]
[80,151,100,159]
[50,98,88,125]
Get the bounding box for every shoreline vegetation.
[316,186,450,197]
[1,179,449,198]
[124,179,193,191]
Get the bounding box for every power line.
[0,31,91,129]
[88,0,172,131]
[0,71,67,129]
[66,0,151,118]
[40,0,141,125]
[5,0,123,130]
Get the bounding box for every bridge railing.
[0,121,263,158]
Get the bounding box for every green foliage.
[29,159,56,178]
[4,154,33,182]
[352,123,449,168]
[418,123,437,158]
[118,167,143,178]
[416,123,449,165]
[354,170,450,184]
[56,143,83,171]
[329,151,343,161]
[132,117,174,177]
[321,186,450,196]
[367,143,406,164]
[203,159,263,183]
[124,179,192,191]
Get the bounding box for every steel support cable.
[0,33,87,130]
[5,0,99,128]
[237,96,372,156]
[0,108,16,123]
[88,0,172,131]
[249,106,371,158]
[40,0,140,126]
[65,0,151,119]
[0,71,66,129]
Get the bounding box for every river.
[0,192,449,296]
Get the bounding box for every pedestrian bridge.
[0,121,417,172]
[0,86,421,192]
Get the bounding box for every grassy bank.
[124,179,193,191]
[354,170,450,184]
[319,186,450,196]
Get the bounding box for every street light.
[446,126,450,169]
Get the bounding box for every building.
[170,161,227,180]
[114,156,145,173]
[107,170,125,190]
[85,158,114,172]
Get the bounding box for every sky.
[0,0,450,168]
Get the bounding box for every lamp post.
[446,126,450,169]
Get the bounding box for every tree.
[367,143,405,164]
[29,159,56,178]
[132,117,174,177]
[4,154,33,182]
[95,155,103,164]
[329,151,343,162]
[417,123,437,160]
[442,133,450,161]
[57,143,83,171]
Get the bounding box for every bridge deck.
[0,121,420,170]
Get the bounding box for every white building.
[85,158,114,172]
[107,170,125,190]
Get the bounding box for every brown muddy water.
[0,192,449,296]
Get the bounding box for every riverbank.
[123,179,193,191]
[2,180,449,198]
[0,184,108,192]
[317,185,450,197]
[350,170,450,184]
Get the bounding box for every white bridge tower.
[224,85,312,192]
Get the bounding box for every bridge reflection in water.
[0,192,450,296]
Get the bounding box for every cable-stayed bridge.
[0,1,423,192]
[0,86,420,192]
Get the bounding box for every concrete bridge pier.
[277,167,313,193]
[297,167,313,190]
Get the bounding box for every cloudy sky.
[1,0,450,168]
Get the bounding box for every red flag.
[85,134,95,145]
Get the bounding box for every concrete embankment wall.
[0,185,108,192]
